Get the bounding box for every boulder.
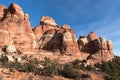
[6,55,14,62]
[6,45,16,53]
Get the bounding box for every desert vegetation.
[0,49,120,80]
[0,55,92,80]
[95,56,120,80]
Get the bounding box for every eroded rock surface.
[0,3,35,49]
[78,32,114,65]
[0,3,114,65]
[34,18,80,55]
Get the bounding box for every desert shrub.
[82,74,91,78]
[1,58,40,73]
[0,55,8,64]
[60,63,81,79]
[17,49,23,54]
[28,58,40,65]
[96,56,120,80]
[72,59,82,65]
[2,61,23,71]
[25,63,38,72]
[86,65,95,71]
[72,59,86,70]
[34,68,43,75]
[42,61,59,76]
[43,57,51,66]
[9,68,15,72]
[21,56,28,61]
[104,76,119,80]
[22,59,40,73]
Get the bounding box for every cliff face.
[33,17,80,55]
[0,3,35,49]
[78,32,114,65]
[0,3,114,65]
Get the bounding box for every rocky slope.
[0,3,114,65]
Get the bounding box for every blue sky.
[0,0,120,55]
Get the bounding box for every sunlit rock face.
[0,3,114,64]
[0,3,35,49]
[78,32,114,65]
[34,17,80,55]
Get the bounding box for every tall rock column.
[0,3,35,49]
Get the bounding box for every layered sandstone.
[33,17,80,55]
[0,3,114,65]
[78,32,114,65]
[0,3,35,49]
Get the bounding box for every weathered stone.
[61,24,70,29]
[0,5,7,19]
[87,32,98,41]
[78,32,114,65]
[24,13,29,20]
[78,37,88,50]
[0,3,35,49]
[6,45,16,53]
[40,16,57,26]
[6,55,14,62]
[0,3,114,65]
[63,31,73,41]
[8,3,24,19]
[107,40,113,50]
[62,30,80,55]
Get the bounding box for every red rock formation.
[40,16,58,32]
[0,5,7,20]
[61,24,70,30]
[87,32,98,41]
[78,32,114,65]
[0,3,35,49]
[34,17,80,55]
[0,3,114,65]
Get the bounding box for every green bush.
[97,56,120,80]
[60,63,81,79]
[82,74,91,78]
[21,58,40,73]
[86,65,95,71]
[43,57,51,66]
[42,61,59,76]
[72,59,86,70]
[0,55,8,64]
